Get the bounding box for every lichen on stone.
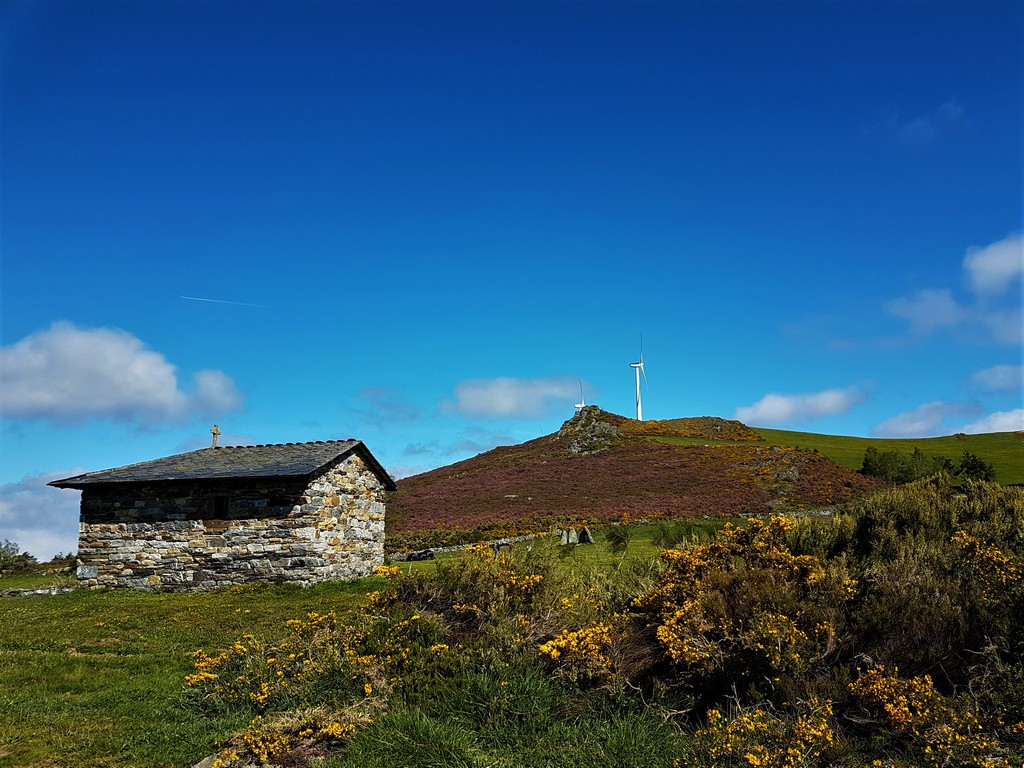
[555,407,624,455]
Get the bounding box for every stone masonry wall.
[76,453,386,591]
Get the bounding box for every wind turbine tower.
[630,341,647,421]
[574,380,587,411]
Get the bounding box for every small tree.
[958,450,996,481]
[0,540,37,572]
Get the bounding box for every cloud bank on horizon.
[734,233,1022,432]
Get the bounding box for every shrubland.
[185,477,1024,768]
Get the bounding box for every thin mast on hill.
[575,380,586,411]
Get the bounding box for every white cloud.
[734,387,864,426]
[403,442,438,457]
[872,401,983,438]
[882,234,1023,346]
[192,370,245,414]
[440,376,581,418]
[0,322,244,424]
[961,409,1024,434]
[889,99,968,149]
[387,464,429,480]
[446,425,518,455]
[972,364,1023,393]
[964,233,1023,297]
[886,289,968,335]
[981,307,1023,345]
[0,470,84,561]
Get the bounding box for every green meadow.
[0,581,376,768]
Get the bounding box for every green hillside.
[648,426,1021,485]
[752,428,1023,485]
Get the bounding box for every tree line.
[861,446,995,483]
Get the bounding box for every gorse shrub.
[188,480,1024,767]
[848,665,1016,767]
[849,476,1024,560]
[539,617,622,682]
[631,515,857,709]
[677,700,837,768]
[210,707,371,768]
[844,478,1024,686]
[786,513,856,559]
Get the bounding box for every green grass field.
[400,519,729,575]
[0,580,376,768]
[0,570,75,592]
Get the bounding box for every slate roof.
[49,440,396,491]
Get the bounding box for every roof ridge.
[217,438,357,449]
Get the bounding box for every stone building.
[49,440,395,591]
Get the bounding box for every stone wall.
[75,454,386,591]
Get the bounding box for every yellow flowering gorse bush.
[677,700,836,768]
[634,515,855,701]
[849,665,1015,767]
[538,618,622,681]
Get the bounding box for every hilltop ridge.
[385,407,879,542]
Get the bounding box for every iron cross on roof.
[211,424,221,448]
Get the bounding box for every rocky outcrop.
[555,407,624,454]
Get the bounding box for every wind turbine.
[574,380,586,411]
[629,338,647,421]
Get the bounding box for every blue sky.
[2,0,1021,559]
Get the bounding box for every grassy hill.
[653,427,1021,483]
[752,427,1023,484]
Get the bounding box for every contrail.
[180,296,266,308]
